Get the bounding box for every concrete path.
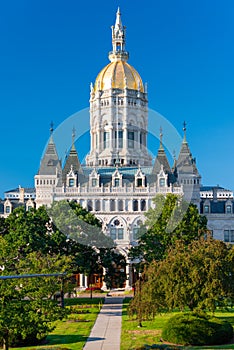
[83,296,124,350]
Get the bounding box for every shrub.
[162,312,233,346]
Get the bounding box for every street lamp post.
[138,271,143,327]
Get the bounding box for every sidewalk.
[83,296,124,350]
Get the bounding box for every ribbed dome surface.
[94,60,144,92]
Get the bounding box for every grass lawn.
[12,297,104,350]
[121,298,234,350]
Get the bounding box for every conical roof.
[62,143,83,184]
[177,134,198,175]
[152,129,171,175]
[38,135,62,176]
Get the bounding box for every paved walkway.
[83,296,124,350]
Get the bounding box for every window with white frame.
[133,227,139,240]
[5,206,11,214]
[224,230,234,242]
[128,131,134,148]
[110,227,124,240]
[104,132,110,148]
[92,178,97,187]
[69,178,75,187]
[115,130,123,148]
[159,178,165,187]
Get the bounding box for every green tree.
[129,237,234,322]
[0,237,70,350]
[48,200,126,291]
[4,206,73,257]
[101,249,126,289]
[130,194,207,263]
[48,200,114,248]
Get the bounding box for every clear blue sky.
[0,0,234,197]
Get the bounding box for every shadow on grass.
[46,334,87,345]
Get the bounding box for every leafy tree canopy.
[130,194,207,263]
[129,237,234,322]
[0,236,70,350]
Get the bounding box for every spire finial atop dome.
[115,7,123,29]
[109,8,129,62]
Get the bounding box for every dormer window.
[135,166,145,187]
[204,205,209,213]
[157,165,168,189]
[69,178,75,187]
[5,206,11,214]
[226,205,232,214]
[66,165,77,188]
[159,178,165,187]
[92,179,97,187]
[47,159,54,166]
[89,168,100,188]
[137,178,143,187]
[112,168,122,187]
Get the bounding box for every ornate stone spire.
[109,8,129,62]
[152,127,171,174]
[38,123,62,178]
[177,122,198,175]
[62,128,83,184]
[183,121,187,143]
[159,126,163,150]
[50,121,54,135]
[71,126,76,150]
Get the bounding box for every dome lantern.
[109,7,129,63]
[93,8,144,93]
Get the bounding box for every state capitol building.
[2,9,234,266]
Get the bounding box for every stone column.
[101,267,108,291]
[84,275,88,289]
[125,263,131,290]
[79,274,84,288]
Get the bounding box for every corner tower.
[86,8,152,167]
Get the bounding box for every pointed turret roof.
[152,128,171,175]
[62,128,83,184]
[38,124,62,176]
[177,122,198,175]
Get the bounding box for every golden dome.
[94,60,144,92]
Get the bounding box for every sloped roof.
[62,143,83,184]
[177,139,198,175]
[38,135,62,177]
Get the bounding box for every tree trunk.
[3,331,9,350]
